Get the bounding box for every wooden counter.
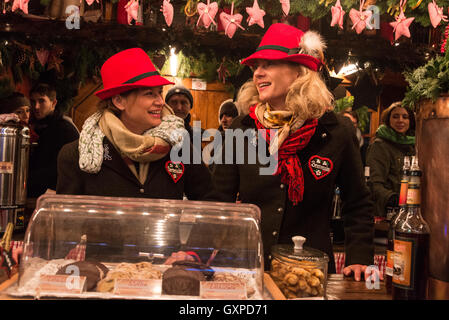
[264,273,391,300]
[1,272,390,300]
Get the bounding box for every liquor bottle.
[385,156,410,293]
[392,156,430,300]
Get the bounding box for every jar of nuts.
[270,236,329,299]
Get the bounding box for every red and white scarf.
[249,104,317,205]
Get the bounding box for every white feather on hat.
[299,30,326,61]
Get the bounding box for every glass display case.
[8,194,264,299]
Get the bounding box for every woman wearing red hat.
[56,48,213,201]
[211,24,377,281]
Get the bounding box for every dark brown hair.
[30,83,57,101]
[381,101,415,134]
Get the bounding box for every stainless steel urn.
[0,123,30,232]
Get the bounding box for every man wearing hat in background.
[165,84,201,143]
[218,99,239,132]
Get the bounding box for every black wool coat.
[27,110,79,198]
[56,138,214,201]
[210,111,375,272]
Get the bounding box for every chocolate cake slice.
[162,260,214,296]
[57,261,109,291]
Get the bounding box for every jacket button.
[272,231,278,236]
[139,188,145,193]
[277,207,283,213]
[280,184,285,189]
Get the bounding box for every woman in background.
[366,102,415,217]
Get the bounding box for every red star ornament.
[246,0,265,28]
[331,0,345,29]
[390,8,414,40]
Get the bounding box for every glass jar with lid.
[270,236,329,299]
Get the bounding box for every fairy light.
[169,47,178,77]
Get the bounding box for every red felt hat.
[95,48,174,100]
[241,23,323,71]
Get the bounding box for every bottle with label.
[386,155,410,293]
[392,156,430,300]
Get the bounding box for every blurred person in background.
[366,102,415,218]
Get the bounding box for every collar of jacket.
[101,137,146,185]
[184,113,192,131]
[34,108,63,134]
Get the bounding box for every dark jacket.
[27,109,79,198]
[184,113,205,147]
[210,111,375,272]
[56,137,214,200]
[366,137,415,217]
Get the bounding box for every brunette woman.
[366,102,415,217]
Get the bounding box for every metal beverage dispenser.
[0,123,30,233]
[416,96,449,299]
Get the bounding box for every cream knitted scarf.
[79,105,185,183]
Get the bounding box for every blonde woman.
[211,24,376,281]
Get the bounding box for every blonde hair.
[236,64,334,120]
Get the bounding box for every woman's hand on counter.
[343,264,384,282]
[163,251,196,265]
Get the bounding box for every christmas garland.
[403,39,449,110]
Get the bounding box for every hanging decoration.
[349,0,373,34]
[184,0,198,26]
[124,0,139,25]
[441,22,449,53]
[217,57,230,84]
[11,0,29,14]
[279,0,289,16]
[83,0,99,6]
[219,2,244,39]
[197,0,218,29]
[428,0,447,29]
[390,0,415,41]
[161,0,174,27]
[330,0,345,30]
[35,48,50,67]
[47,47,65,77]
[246,0,265,29]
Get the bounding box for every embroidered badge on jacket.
[165,161,185,183]
[308,155,333,180]
[103,144,112,161]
